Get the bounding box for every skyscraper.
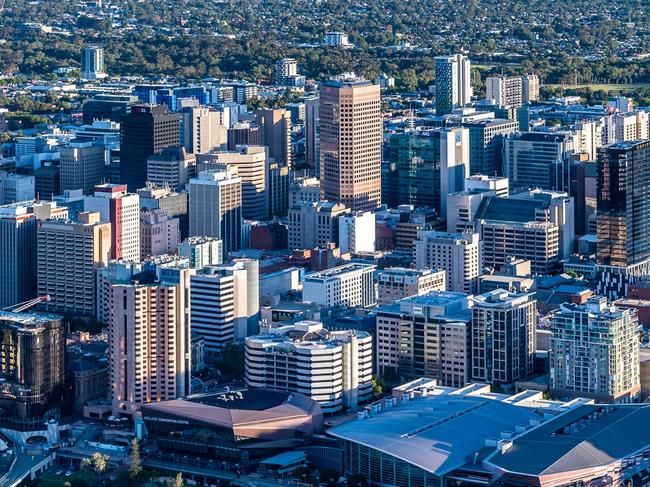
[597,142,650,265]
[596,141,650,298]
[188,170,242,254]
[464,119,518,176]
[120,105,180,191]
[304,95,320,174]
[254,108,293,168]
[503,131,576,192]
[204,146,268,220]
[0,311,65,430]
[84,184,141,262]
[37,211,111,317]
[550,296,640,403]
[320,75,382,212]
[435,54,472,115]
[109,275,192,416]
[471,289,536,386]
[0,202,67,308]
[389,127,469,214]
[60,141,106,195]
[80,45,107,80]
[180,105,226,154]
[414,231,481,294]
[146,146,196,191]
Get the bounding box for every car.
[65,470,73,477]
[55,469,63,475]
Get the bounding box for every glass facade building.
[0,311,65,430]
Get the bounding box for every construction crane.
[2,295,51,313]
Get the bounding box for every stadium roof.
[328,387,560,477]
[485,404,650,478]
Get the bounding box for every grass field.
[544,83,650,91]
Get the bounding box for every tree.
[400,68,418,92]
[371,375,385,397]
[130,438,141,479]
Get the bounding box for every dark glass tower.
[596,141,650,267]
[120,104,180,191]
[0,311,65,430]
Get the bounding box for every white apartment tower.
[81,45,107,80]
[550,296,640,403]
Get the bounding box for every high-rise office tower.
[376,267,447,306]
[390,127,469,214]
[435,54,472,115]
[376,291,471,387]
[80,45,107,80]
[304,96,320,175]
[471,289,537,386]
[205,146,268,220]
[522,74,540,103]
[0,202,67,308]
[596,141,650,298]
[287,200,349,250]
[464,190,573,274]
[140,208,180,259]
[109,275,192,416]
[550,296,640,403]
[503,131,576,192]
[246,321,372,414]
[0,311,65,430]
[227,121,263,150]
[137,184,189,238]
[180,105,226,154]
[267,161,289,218]
[190,259,259,358]
[37,211,111,317]
[275,58,298,84]
[34,165,60,201]
[84,184,141,262]
[414,231,481,294]
[146,147,196,191]
[60,141,106,195]
[254,108,293,168]
[188,170,242,254]
[120,105,180,191]
[320,76,382,212]
[82,94,139,124]
[485,75,523,107]
[0,173,35,204]
[464,119,518,175]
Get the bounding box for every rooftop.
[485,404,650,478]
[305,263,375,281]
[328,385,565,477]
